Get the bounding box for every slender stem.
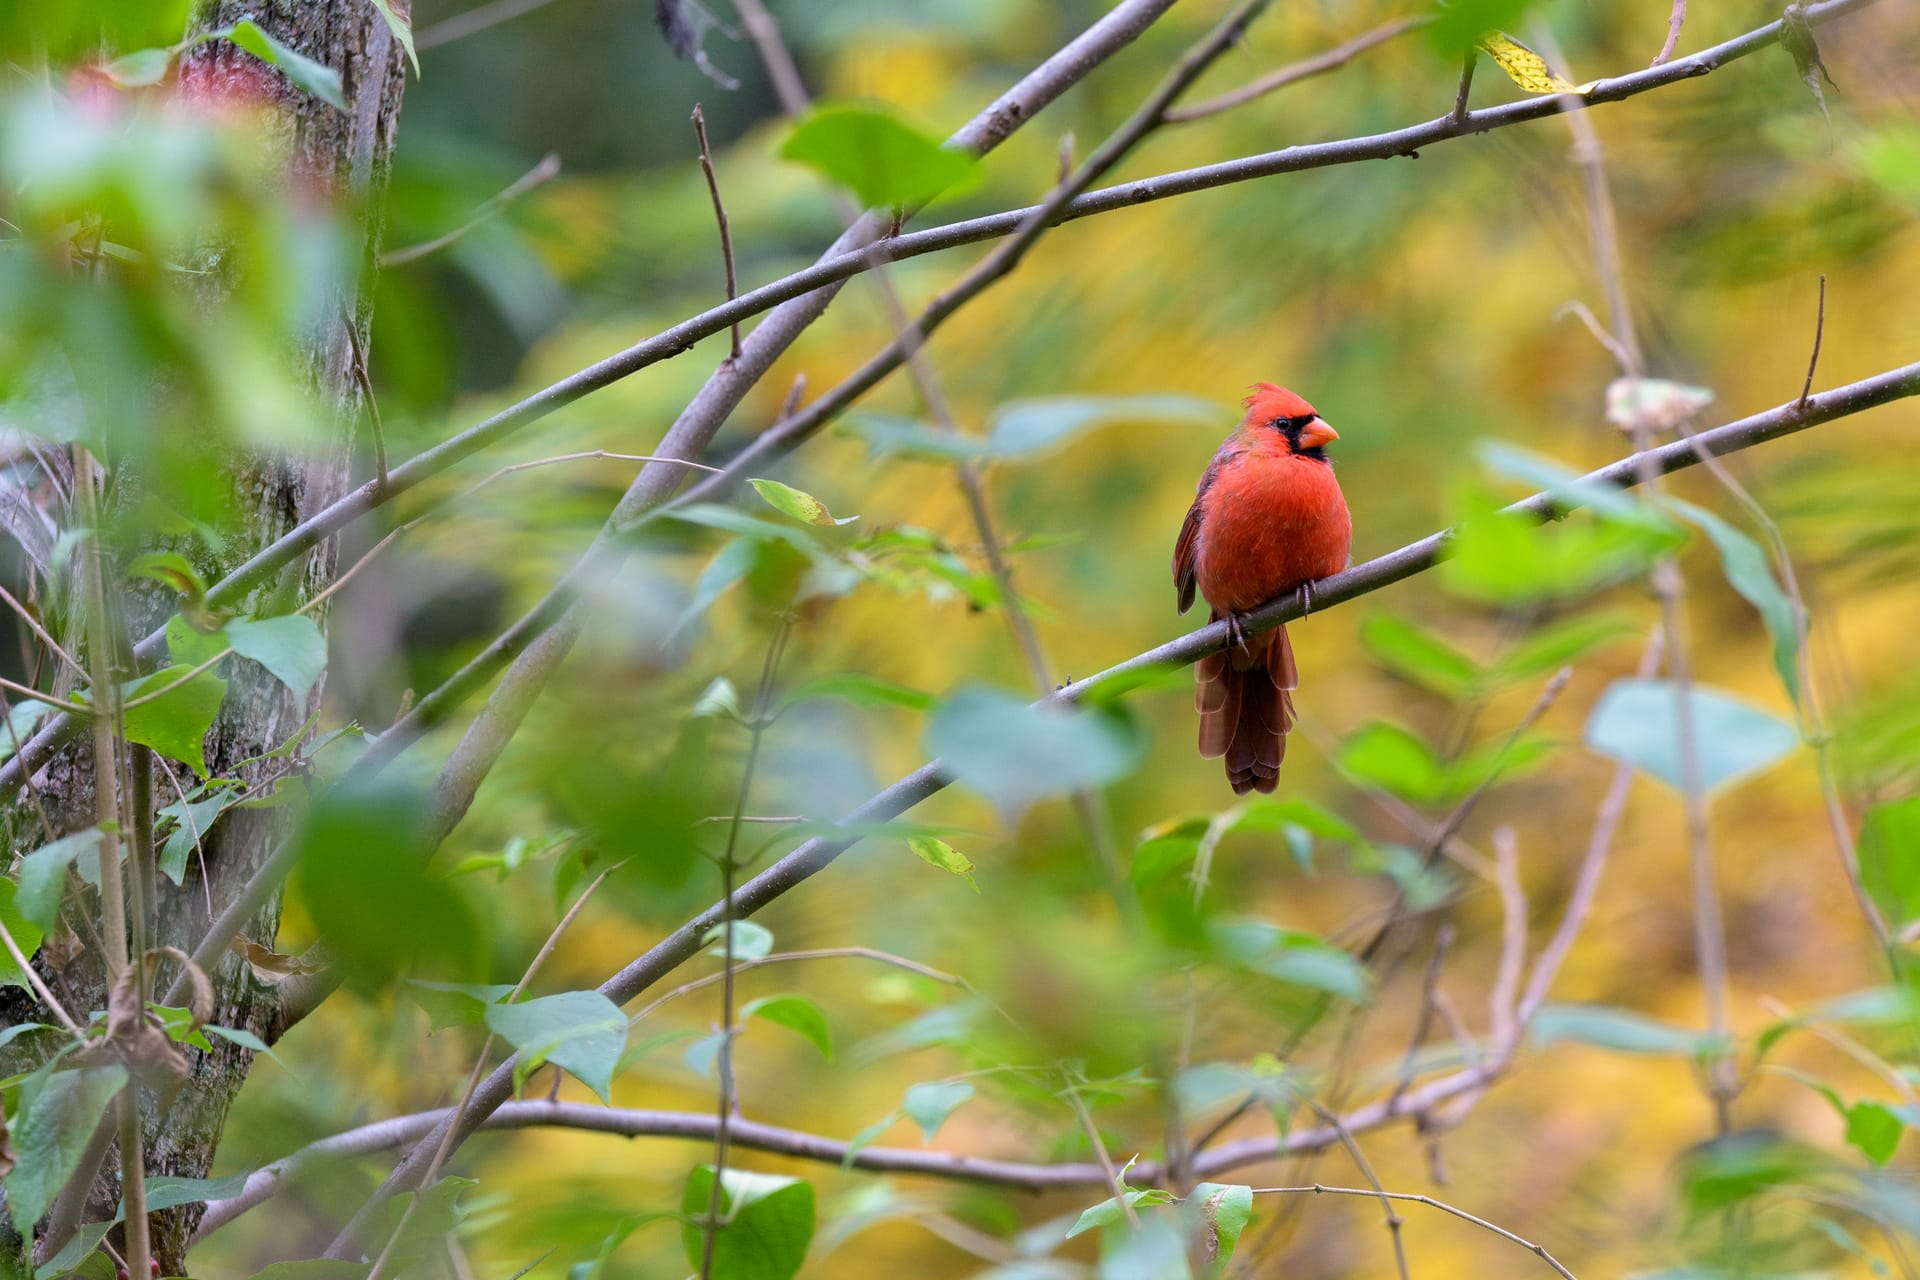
[1798,273,1827,407]
[700,618,790,1279]
[1067,1085,1138,1229]
[347,321,389,492]
[380,153,561,267]
[0,580,85,679]
[1450,49,1477,121]
[1247,1186,1577,1279]
[1166,15,1432,123]
[1653,0,1688,65]
[690,106,741,361]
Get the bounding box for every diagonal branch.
[309,361,1920,1260]
[0,0,1876,802]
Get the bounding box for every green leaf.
[141,1171,252,1212]
[34,1218,114,1279]
[99,46,175,88]
[1479,443,1670,529]
[15,828,104,936]
[1211,921,1370,1002]
[290,781,477,994]
[779,102,974,209]
[749,478,850,527]
[0,879,46,990]
[743,995,832,1060]
[165,613,230,669]
[1190,1182,1254,1273]
[1585,679,1798,793]
[368,0,419,74]
[486,991,629,1101]
[1359,614,1481,700]
[781,673,934,714]
[1066,1188,1177,1239]
[4,1064,128,1227]
[1856,797,1920,929]
[901,1081,973,1142]
[1441,484,1682,605]
[1336,722,1447,803]
[679,1167,816,1280]
[704,920,774,960]
[408,980,515,1030]
[1846,1100,1905,1166]
[907,836,977,889]
[1531,1003,1712,1056]
[121,663,228,777]
[927,686,1143,813]
[225,613,329,703]
[205,1023,290,1070]
[156,781,242,885]
[1425,0,1535,55]
[1665,499,1801,701]
[128,551,209,604]
[1493,613,1637,684]
[210,19,347,109]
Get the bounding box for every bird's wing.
[1173,448,1234,614]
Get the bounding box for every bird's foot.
[1224,610,1253,657]
[1298,580,1317,618]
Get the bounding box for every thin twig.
[1652,0,1688,65]
[1302,1100,1410,1280]
[0,915,85,1039]
[0,580,84,679]
[414,0,556,49]
[1248,1186,1577,1279]
[1450,48,1477,121]
[1067,1084,1139,1229]
[1487,829,1528,1052]
[698,619,790,1279]
[1165,15,1431,123]
[0,688,57,844]
[346,320,389,493]
[631,946,966,1025]
[690,107,740,361]
[1518,628,1664,1021]
[1798,273,1827,408]
[381,153,561,268]
[1386,925,1454,1115]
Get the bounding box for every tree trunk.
[0,3,407,1271]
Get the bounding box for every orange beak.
[1299,417,1339,449]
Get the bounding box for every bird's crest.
[1242,382,1318,422]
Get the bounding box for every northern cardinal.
[1173,384,1351,794]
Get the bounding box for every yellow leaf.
[1476,33,1592,96]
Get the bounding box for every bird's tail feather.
[1197,620,1297,795]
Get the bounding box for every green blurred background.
[79,0,1919,1274]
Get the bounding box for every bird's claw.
[1224,611,1251,657]
[1298,580,1316,618]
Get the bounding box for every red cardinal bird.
[1173,383,1351,794]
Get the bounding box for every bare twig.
[1165,15,1430,124]
[690,108,740,361]
[346,320,389,493]
[1303,1101,1409,1280]
[1487,829,1528,1052]
[1068,1084,1139,1229]
[380,153,561,268]
[1249,1186,1577,1279]
[1653,0,1688,65]
[698,619,789,1280]
[0,580,84,679]
[1450,48,1477,122]
[415,0,556,50]
[1518,629,1664,1021]
[1798,272,1827,408]
[1387,926,1454,1115]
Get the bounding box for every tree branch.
[0,0,1876,804]
[301,361,1920,1260]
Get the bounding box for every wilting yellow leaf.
[1477,33,1594,96]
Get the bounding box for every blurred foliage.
[0,0,1919,1278]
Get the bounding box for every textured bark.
[0,2,407,1272]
